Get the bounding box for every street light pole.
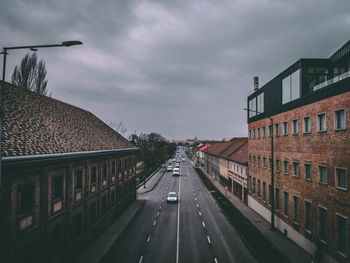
[0,40,82,189]
[244,108,275,230]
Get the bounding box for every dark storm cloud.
[1,0,350,140]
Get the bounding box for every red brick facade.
[248,91,350,262]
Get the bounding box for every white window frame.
[303,116,311,133]
[335,167,347,190]
[293,162,299,177]
[318,165,327,185]
[317,113,327,132]
[304,163,312,181]
[292,119,298,134]
[283,121,288,135]
[275,123,280,136]
[335,213,348,256]
[334,108,346,130]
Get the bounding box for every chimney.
[254,76,259,91]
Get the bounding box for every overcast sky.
[1,0,350,140]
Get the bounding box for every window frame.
[335,213,348,256]
[304,163,312,181]
[284,160,289,175]
[303,116,311,133]
[304,200,312,233]
[317,113,327,132]
[318,206,328,243]
[318,165,327,185]
[293,162,300,177]
[335,167,347,190]
[292,119,299,135]
[334,108,346,130]
[283,121,288,136]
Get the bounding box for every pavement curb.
[137,168,166,194]
[136,166,161,189]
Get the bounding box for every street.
[103,150,256,263]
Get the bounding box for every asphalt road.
[103,149,256,263]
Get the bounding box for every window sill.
[283,134,288,136]
[334,128,346,132]
[319,182,328,186]
[284,172,289,175]
[304,178,312,182]
[335,186,347,191]
[317,130,326,133]
[293,175,300,178]
[337,251,348,259]
[303,131,311,134]
[292,133,299,135]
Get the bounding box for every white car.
[175,162,180,167]
[167,165,173,171]
[173,167,180,176]
[182,158,185,162]
[167,192,178,203]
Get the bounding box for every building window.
[53,175,63,201]
[318,166,327,184]
[75,169,83,191]
[317,113,326,132]
[304,164,311,180]
[293,162,299,177]
[102,195,108,215]
[18,183,34,217]
[276,159,280,172]
[269,158,272,170]
[253,178,256,194]
[282,69,300,104]
[276,188,280,210]
[263,157,266,168]
[257,128,260,138]
[334,109,346,130]
[284,191,289,217]
[336,168,347,190]
[268,125,273,137]
[263,182,266,201]
[319,207,327,242]
[305,201,312,232]
[253,156,256,165]
[112,161,116,175]
[275,123,280,136]
[118,159,122,177]
[90,202,97,225]
[91,166,97,185]
[284,160,289,174]
[292,119,298,134]
[249,155,252,164]
[258,156,261,167]
[103,163,107,179]
[249,130,251,139]
[303,117,311,133]
[248,176,252,191]
[269,185,272,206]
[253,129,256,139]
[336,214,348,255]
[257,179,261,197]
[293,196,299,223]
[283,121,288,135]
[262,126,266,138]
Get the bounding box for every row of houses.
[195,138,248,203]
[0,83,138,262]
[196,40,350,263]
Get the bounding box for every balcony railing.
[313,70,350,91]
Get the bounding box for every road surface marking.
[197,204,199,208]
[139,256,143,263]
[159,206,162,209]
[147,235,151,242]
[195,198,197,201]
[202,221,206,228]
[199,211,202,216]
[153,220,156,226]
[176,169,182,263]
[214,258,218,263]
[157,211,160,217]
[207,236,211,244]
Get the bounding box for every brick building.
[0,82,138,263]
[247,41,350,262]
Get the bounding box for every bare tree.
[12,53,49,95]
[106,120,127,136]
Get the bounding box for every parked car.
[167,165,173,171]
[167,192,178,203]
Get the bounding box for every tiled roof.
[206,138,248,164]
[199,145,210,151]
[1,82,135,157]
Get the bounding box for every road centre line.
[199,211,202,216]
[157,211,160,217]
[147,235,151,242]
[214,258,218,263]
[139,256,143,263]
[202,221,206,228]
[153,220,156,226]
[207,236,211,244]
[176,167,182,263]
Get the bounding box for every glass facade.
[282,69,300,104]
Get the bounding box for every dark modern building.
[0,82,138,263]
[247,40,350,262]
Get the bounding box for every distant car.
[175,162,180,167]
[182,158,185,162]
[167,192,178,203]
[173,158,176,162]
[167,165,173,171]
[173,167,180,176]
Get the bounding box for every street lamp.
[244,108,275,230]
[0,40,83,189]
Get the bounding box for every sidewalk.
[137,166,166,194]
[198,167,313,263]
[78,200,146,263]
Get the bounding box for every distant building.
[0,82,138,263]
[204,138,248,202]
[247,41,350,262]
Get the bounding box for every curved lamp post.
[0,40,83,189]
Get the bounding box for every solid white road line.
[214,258,218,263]
[207,236,211,244]
[153,220,156,226]
[157,211,160,217]
[147,235,151,242]
[202,221,206,228]
[199,211,202,216]
[139,256,143,263]
[176,169,181,263]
